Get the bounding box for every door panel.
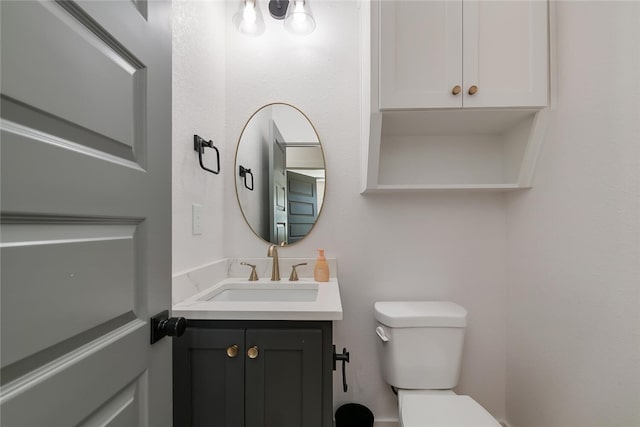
[270,124,288,244]
[1,322,148,426]
[463,0,548,107]
[78,378,144,427]
[379,0,462,109]
[173,328,245,427]
[287,171,318,244]
[0,0,172,426]
[2,0,146,159]
[1,223,137,367]
[245,329,323,427]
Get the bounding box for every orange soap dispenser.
[313,249,330,282]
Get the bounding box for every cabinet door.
[379,0,463,109]
[245,329,323,427]
[173,328,245,427]
[463,0,548,108]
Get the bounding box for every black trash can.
[335,403,374,427]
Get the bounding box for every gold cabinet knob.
[226,344,239,358]
[468,85,478,95]
[451,85,462,95]
[247,345,259,359]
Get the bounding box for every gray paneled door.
[270,123,288,245]
[0,1,172,426]
[286,171,318,244]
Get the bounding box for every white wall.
[172,1,640,425]
[172,0,226,274]
[236,106,271,239]
[222,1,507,421]
[272,105,320,143]
[505,2,640,426]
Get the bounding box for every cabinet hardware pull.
[451,85,462,95]
[247,345,259,359]
[227,344,239,358]
[468,85,478,95]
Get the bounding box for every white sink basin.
[173,276,342,321]
[199,282,319,302]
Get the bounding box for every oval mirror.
[235,103,326,245]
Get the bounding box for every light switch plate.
[192,203,202,235]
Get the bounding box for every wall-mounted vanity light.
[235,0,316,36]
[268,0,289,19]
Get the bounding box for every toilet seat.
[399,391,501,427]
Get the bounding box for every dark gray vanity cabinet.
[173,320,333,427]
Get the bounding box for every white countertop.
[173,277,343,321]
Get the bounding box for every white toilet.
[374,301,501,427]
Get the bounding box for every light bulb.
[294,0,305,21]
[243,2,256,24]
[233,0,264,36]
[284,0,315,35]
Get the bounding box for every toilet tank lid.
[374,301,467,328]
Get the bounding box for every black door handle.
[150,310,186,344]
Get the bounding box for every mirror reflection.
[235,103,325,245]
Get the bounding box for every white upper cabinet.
[379,0,548,110]
[380,0,463,109]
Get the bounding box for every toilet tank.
[374,301,467,390]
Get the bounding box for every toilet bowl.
[374,301,501,427]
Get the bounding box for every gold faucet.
[289,263,307,281]
[267,245,280,281]
[240,262,259,281]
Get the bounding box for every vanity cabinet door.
[174,322,332,427]
[245,329,323,427]
[173,328,245,427]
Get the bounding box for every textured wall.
[222,1,507,422]
[505,2,640,426]
[172,2,640,425]
[172,0,227,274]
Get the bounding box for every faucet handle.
[289,263,308,281]
[240,262,259,281]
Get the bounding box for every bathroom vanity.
[172,263,342,427]
[173,319,333,427]
[171,102,340,426]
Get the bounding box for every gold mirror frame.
[234,103,326,246]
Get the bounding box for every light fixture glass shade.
[233,0,265,36]
[284,0,316,35]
